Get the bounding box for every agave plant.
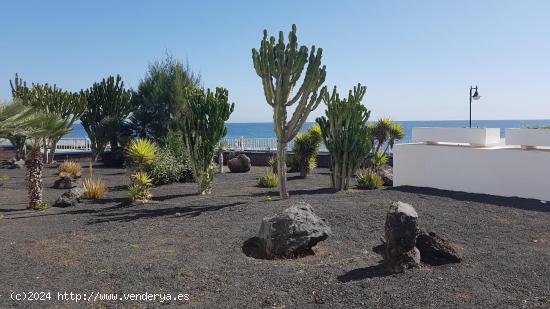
[128,171,153,201]
[125,138,157,202]
[126,138,157,171]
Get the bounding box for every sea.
[65,120,550,143]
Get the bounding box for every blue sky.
[1,1,549,122]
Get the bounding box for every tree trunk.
[90,141,105,163]
[26,146,43,209]
[218,151,224,174]
[47,139,59,164]
[277,140,289,199]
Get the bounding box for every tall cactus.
[81,75,132,162]
[174,87,234,195]
[316,84,372,191]
[252,24,327,199]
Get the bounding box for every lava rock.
[228,154,251,173]
[0,159,25,169]
[53,176,76,189]
[258,202,331,258]
[416,228,463,263]
[53,187,85,207]
[384,201,420,272]
[378,165,393,186]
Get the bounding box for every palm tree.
[1,100,69,209]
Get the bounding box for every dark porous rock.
[378,165,393,186]
[416,228,463,263]
[53,176,76,189]
[228,154,251,173]
[0,159,25,169]
[53,187,85,207]
[257,202,331,259]
[13,159,25,169]
[384,201,420,272]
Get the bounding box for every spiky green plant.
[316,84,372,191]
[356,169,383,190]
[369,117,404,155]
[370,151,388,172]
[173,87,234,195]
[126,138,157,171]
[252,24,327,199]
[258,170,279,188]
[128,171,153,202]
[290,124,323,178]
[126,138,157,202]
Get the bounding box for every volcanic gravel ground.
[0,166,549,308]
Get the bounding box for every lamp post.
[469,85,481,128]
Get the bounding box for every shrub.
[58,160,82,178]
[370,152,388,172]
[258,170,279,188]
[289,124,323,178]
[356,169,383,190]
[32,200,48,211]
[83,177,107,199]
[128,171,153,202]
[147,147,193,185]
[267,155,278,174]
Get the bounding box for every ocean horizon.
[65,119,550,143]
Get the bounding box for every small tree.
[316,84,372,191]
[174,87,234,195]
[252,24,327,199]
[81,75,132,162]
[1,100,69,209]
[290,124,323,178]
[130,55,201,142]
[369,117,405,155]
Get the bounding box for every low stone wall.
[224,151,331,168]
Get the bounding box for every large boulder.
[258,202,331,258]
[53,176,76,189]
[384,201,420,272]
[416,229,463,263]
[53,187,85,207]
[378,165,393,186]
[227,154,251,173]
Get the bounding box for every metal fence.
[1,136,391,153]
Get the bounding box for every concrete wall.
[394,143,550,201]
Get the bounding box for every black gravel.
[1,166,549,308]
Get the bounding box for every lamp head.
[472,88,481,100]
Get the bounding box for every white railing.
[3,136,392,153]
[55,138,92,151]
[223,137,286,151]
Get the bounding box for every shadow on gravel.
[88,201,245,224]
[387,186,550,213]
[249,188,338,197]
[108,185,128,192]
[152,193,199,202]
[241,237,315,260]
[337,264,392,282]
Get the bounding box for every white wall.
[394,143,550,201]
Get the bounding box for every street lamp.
[469,85,481,128]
